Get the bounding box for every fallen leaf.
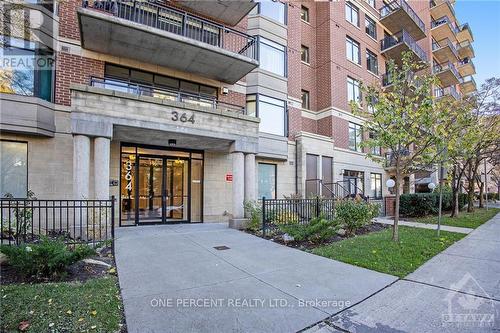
[66,310,72,315]
[90,310,97,316]
[18,321,30,331]
[49,323,54,328]
[91,325,97,329]
[78,318,84,322]
[108,267,116,274]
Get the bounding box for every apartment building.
[0,0,475,225]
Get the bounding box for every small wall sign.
[109,179,119,186]
[225,173,233,182]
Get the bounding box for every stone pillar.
[244,153,256,203]
[231,151,245,219]
[409,173,416,194]
[94,137,111,200]
[73,135,90,200]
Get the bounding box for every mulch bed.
[0,246,115,285]
[247,222,389,250]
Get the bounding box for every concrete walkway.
[114,223,397,333]
[374,217,473,234]
[320,213,500,333]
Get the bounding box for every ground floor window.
[120,143,203,226]
[247,94,287,137]
[343,169,364,196]
[0,140,28,198]
[258,163,276,199]
[370,173,382,199]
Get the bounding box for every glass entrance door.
[165,158,188,222]
[138,156,164,223]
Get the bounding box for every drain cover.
[213,245,230,250]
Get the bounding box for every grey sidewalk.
[114,223,397,333]
[325,213,500,333]
[374,217,473,234]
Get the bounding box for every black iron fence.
[261,197,336,236]
[0,197,115,245]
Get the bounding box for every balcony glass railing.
[89,77,246,114]
[380,0,425,33]
[433,61,460,79]
[458,40,474,53]
[380,30,428,62]
[81,0,258,61]
[431,16,459,34]
[458,23,474,40]
[432,38,458,59]
[435,86,460,100]
[429,0,456,17]
[461,76,476,86]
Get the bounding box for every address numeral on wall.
[172,111,195,124]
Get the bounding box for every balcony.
[458,57,476,77]
[89,77,246,114]
[78,0,259,84]
[381,30,428,65]
[432,38,459,64]
[434,86,461,101]
[379,0,426,40]
[172,0,257,26]
[431,16,459,42]
[430,0,456,22]
[457,40,474,59]
[457,23,474,43]
[460,76,477,94]
[433,61,461,87]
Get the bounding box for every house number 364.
[172,111,195,124]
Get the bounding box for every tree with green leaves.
[352,52,461,241]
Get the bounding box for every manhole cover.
[213,245,230,250]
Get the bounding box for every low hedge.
[399,192,467,217]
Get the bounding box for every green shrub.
[400,192,468,217]
[279,216,341,242]
[243,200,262,232]
[270,211,300,225]
[334,199,380,236]
[0,238,95,279]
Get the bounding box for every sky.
[454,0,500,87]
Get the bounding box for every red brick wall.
[218,90,245,108]
[317,116,332,138]
[55,52,105,106]
[59,0,81,40]
[332,115,349,150]
[301,117,316,134]
[288,107,302,138]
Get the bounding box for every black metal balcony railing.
[432,38,458,59]
[431,16,459,34]
[89,77,246,114]
[381,30,428,63]
[433,61,460,79]
[380,0,425,33]
[81,0,258,61]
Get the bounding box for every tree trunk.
[467,176,475,213]
[393,167,401,242]
[478,180,484,208]
[450,165,459,218]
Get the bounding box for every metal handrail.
[429,0,455,18]
[458,23,474,40]
[433,61,460,79]
[89,76,246,114]
[380,30,428,63]
[380,0,425,33]
[432,38,459,59]
[81,0,258,60]
[460,75,476,86]
[459,57,475,70]
[431,16,459,34]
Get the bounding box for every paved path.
[114,223,397,333]
[374,217,473,234]
[316,213,500,333]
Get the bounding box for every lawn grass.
[1,276,123,333]
[410,207,500,229]
[311,226,465,278]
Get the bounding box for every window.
[369,132,381,155]
[365,16,377,39]
[366,49,378,74]
[370,173,382,199]
[249,94,287,136]
[258,163,277,199]
[0,141,28,198]
[347,77,362,104]
[346,37,360,64]
[348,122,363,152]
[367,95,377,113]
[259,38,286,76]
[256,0,286,24]
[345,2,359,27]
[301,5,309,22]
[1,37,54,102]
[301,90,310,109]
[367,0,375,8]
[301,45,310,64]
[343,170,365,195]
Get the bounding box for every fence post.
[261,197,266,237]
[111,196,115,254]
[315,196,320,218]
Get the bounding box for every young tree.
[354,52,458,241]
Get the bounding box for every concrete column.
[73,135,90,200]
[232,151,245,219]
[94,137,111,200]
[244,153,256,203]
[409,173,416,194]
